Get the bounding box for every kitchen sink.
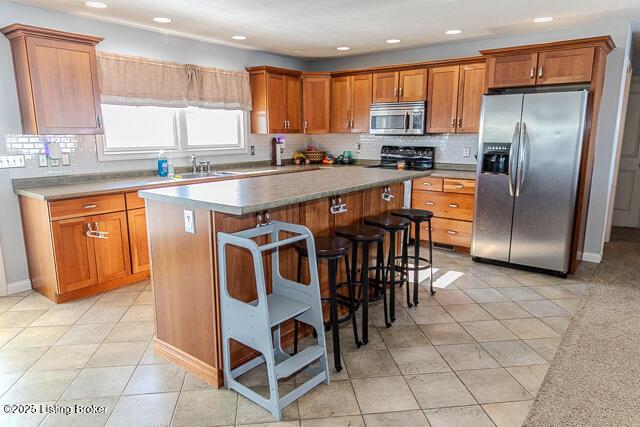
[172,171,242,179]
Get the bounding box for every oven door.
[370,109,408,135]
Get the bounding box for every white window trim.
[97,108,249,161]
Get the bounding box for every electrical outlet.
[50,158,60,167]
[356,143,361,154]
[0,155,26,169]
[463,147,470,157]
[184,210,195,234]
[61,153,71,166]
[38,154,48,167]
[250,145,255,156]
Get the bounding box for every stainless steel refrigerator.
[471,90,588,275]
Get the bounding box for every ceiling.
[11,0,640,58]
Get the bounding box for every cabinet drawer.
[413,177,443,192]
[429,218,473,247]
[125,192,146,210]
[412,191,474,221]
[443,178,476,194]
[49,194,126,220]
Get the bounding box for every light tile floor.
[0,248,595,427]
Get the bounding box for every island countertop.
[139,166,429,215]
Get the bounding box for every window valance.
[96,52,252,111]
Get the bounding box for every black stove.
[369,145,434,170]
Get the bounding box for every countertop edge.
[139,171,430,215]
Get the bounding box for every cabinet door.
[330,77,352,133]
[302,76,330,133]
[456,63,486,133]
[537,47,594,85]
[285,76,302,133]
[486,53,538,88]
[350,74,373,133]
[427,66,460,133]
[372,71,399,103]
[25,36,102,135]
[127,208,150,274]
[266,73,287,133]
[399,69,427,102]
[92,211,132,283]
[52,217,97,293]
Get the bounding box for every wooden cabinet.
[128,208,150,274]
[1,24,103,135]
[93,211,132,283]
[427,63,486,133]
[52,217,98,293]
[412,176,476,249]
[330,74,372,133]
[373,69,426,103]
[248,67,302,134]
[302,74,330,134]
[486,47,595,88]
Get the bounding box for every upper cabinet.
[427,62,486,134]
[484,42,606,89]
[372,69,427,103]
[330,74,372,133]
[1,24,104,135]
[248,67,302,134]
[302,74,330,134]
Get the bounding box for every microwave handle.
[404,111,410,131]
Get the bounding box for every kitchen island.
[139,166,429,386]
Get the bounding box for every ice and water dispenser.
[481,143,510,175]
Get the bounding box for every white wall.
[310,19,633,264]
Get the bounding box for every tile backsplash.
[3,131,477,179]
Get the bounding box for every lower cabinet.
[127,208,150,274]
[52,217,98,293]
[412,177,477,249]
[93,211,132,283]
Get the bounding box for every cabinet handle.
[451,117,456,127]
[393,87,397,97]
[97,115,102,128]
[530,66,535,79]
[85,222,109,239]
[457,117,462,127]
[447,230,458,235]
[303,121,308,132]
[399,87,403,98]
[83,204,97,209]
[423,182,432,186]
[448,203,459,208]
[455,184,464,189]
[425,201,435,206]
[538,66,543,78]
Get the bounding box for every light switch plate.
[463,147,470,157]
[184,210,195,234]
[250,145,255,156]
[38,154,48,167]
[61,153,71,166]
[0,155,26,169]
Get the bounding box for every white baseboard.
[582,252,602,263]
[7,279,32,295]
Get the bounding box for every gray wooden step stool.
[217,221,330,421]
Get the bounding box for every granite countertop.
[14,165,318,201]
[139,166,430,215]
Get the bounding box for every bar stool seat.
[362,214,410,231]
[391,208,434,222]
[293,236,352,258]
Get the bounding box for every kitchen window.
[97,104,248,160]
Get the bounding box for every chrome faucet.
[191,154,198,174]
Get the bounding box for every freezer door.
[509,91,588,273]
[471,94,524,262]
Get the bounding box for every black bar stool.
[391,209,435,307]
[363,214,410,327]
[292,236,360,372]
[335,224,385,344]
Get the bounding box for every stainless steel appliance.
[368,145,434,170]
[471,90,588,275]
[369,102,426,135]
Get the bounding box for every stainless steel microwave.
[369,101,426,135]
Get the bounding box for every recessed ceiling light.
[533,16,554,23]
[153,17,172,23]
[386,39,401,44]
[445,29,462,35]
[85,1,107,8]
[336,46,350,51]
[232,35,247,40]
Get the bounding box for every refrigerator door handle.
[508,122,520,197]
[516,122,528,197]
